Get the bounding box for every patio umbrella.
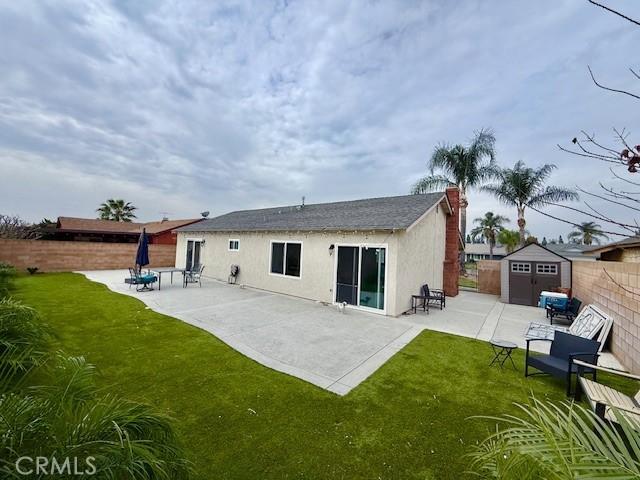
[135,228,150,271]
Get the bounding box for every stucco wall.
[394,203,447,314]
[176,230,401,314]
[572,261,640,373]
[0,239,175,272]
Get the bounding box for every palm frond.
[528,186,579,208]
[469,397,640,478]
[411,175,455,194]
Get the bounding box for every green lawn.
[458,276,478,289]
[15,273,574,479]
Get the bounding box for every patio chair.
[525,331,600,396]
[546,297,582,325]
[125,267,158,292]
[184,264,205,287]
[574,359,640,429]
[411,284,445,314]
[525,304,612,352]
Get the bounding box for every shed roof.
[177,192,448,233]
[501,242,571,262]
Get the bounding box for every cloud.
[0,0,638,240]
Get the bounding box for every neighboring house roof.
[545,242,599,260]
[464,243,508,256]
[501,242,571,262]
[177,193,449,233]
[583,236,640,255]
[56,217,202,235]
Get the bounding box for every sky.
[0,0,638,241]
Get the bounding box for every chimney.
[443,187,460,297]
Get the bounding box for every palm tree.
[497,229,521,254]
[97,199,137,222]
[412,129,497,253]
[568,221,609,245]
[482,161,578,246]
[469,212,509,259]
[470,397,640,479]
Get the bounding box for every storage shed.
[500,243,571,306]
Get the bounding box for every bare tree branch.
[587,0,640,27]
[588,65,640,101]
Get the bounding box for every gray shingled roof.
[177,192,447,233]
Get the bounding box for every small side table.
[489,339,518,370]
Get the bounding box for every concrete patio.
[81,270,620,395]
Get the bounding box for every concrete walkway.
[80,271,623,394]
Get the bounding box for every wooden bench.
[574,359,640,427]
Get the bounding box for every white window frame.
[536,263,558,275]
[228,239,240,251]
[269,240,303,279]
[331,242,389,316]
[510,262,531,273]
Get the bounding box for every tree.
[469,212,509,259]
[541,236,547,246]
[466,234,472,244]
[558,235,564,244]
[470,397,640,479]
[412,129,497,261]
[0,214,42,239]
[97,199,137,222]
[568,221,609,245]
[497,229,520,254]
[482,161,578,246]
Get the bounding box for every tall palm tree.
[469,212,509,259]
[412,129,497,252]
[97,199,137,222]
[482,161,578,246]
[497,229,521,253]
[568,221,609,245]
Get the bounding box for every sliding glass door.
[185,239,202,271]
[335,245,386,311]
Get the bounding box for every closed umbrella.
[135,228,150,271]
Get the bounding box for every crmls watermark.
[15,456,97,476]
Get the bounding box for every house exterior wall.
[176,230,401,315]
[150,230,179,245]
[394,202,447,314]
[601,247,640,263]
[175,206,450,317]
[500,244,571,303]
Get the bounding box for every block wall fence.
[0,239,175,272]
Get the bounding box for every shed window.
[511,262,531,273]
[270,242,301,277]
[536,263,558,275]
[228,239,239,251]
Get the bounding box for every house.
[582,236,640,262]
[45,217,203,244]
[545,242,599,261]
[465,243,507,261]
[500,243,571,306]
[175,188,462,316]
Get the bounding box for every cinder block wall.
[572,261,640,373]
[478,260,501,295]
[0,239,175,272]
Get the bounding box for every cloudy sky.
[1,1,638,240]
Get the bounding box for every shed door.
[509,261,533,305]
[532,262,561,301]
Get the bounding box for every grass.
[12,273,611,479]
[458,276,478,289]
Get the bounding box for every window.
[228,239,239,251]
[511,262,531,273]
[536,263,558,275]
[270,241,301,277]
